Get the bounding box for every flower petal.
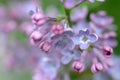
[55,40,66,50]
[61,49,71,56]
[64,31,74,37]
[72,51,81,60]
[51,35,61,40]
[88,33,98,43]
[66,39,75,50]
[72,36,81,45]
[61,56,72,64]
[80,41,90,49]
[79,29,89,36]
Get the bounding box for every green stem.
[64,8,72,27]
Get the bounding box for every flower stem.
[64,8,72,27]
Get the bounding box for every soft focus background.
[0,0,120,80]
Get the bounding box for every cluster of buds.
[29,0,116,76]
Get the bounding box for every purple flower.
[38,56,60,79]
[90,11,113,27]
[51,30,75,50]
[73,21,89,34]
[61,49,81,64]
[103,32,117,47]
[72,29,98,49]
[71,6,88,21]
[72,61,85,73]
[63,0,80,9]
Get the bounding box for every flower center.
[82,36,88,42]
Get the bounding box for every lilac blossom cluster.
[29,0,117,77]
[0,0,118,80]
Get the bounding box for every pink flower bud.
[91,62,103,73]
[72,61,85,73]
[52,24,63,35]
[39,41,52,54]
[30,30,43,45]
[31,13,46,26]
[103,31,116,39]
[102,46,113,58]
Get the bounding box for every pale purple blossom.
[61,49,81,64]
[73,21,89,34]
[103,32,117,47]
[71,6,88,21]
[90,11,113,27]
[51,30,75,50]
[37,56,60,79]
[72,29,98,49]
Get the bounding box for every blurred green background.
[0,0,120,80]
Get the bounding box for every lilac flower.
[51,30,75,50]
[71,6,88,21]
[90,11,113,27]
[63,0,80,9]
[61,49,81,64]
[52,24,64,35]
[102,45,113,58]
[103,32,117,47]
[108,56,120,80]
[72,61,85,73]
[91,59,104,73]
[39,41,53,54]
[73,21,89,34]
[30,30,43,45]
[38,56,60,79]
[91,62,104,73]
[72,29,98,49]
[31,11,47,26]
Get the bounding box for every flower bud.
[52,24,63,35]
[102,46,113,58]
[39,41,52,54]
[30,30,43,45]
[31,13,46,26]
[91,62,103,73]
[72,61,85,73]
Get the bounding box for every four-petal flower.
[72,29,98,49]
